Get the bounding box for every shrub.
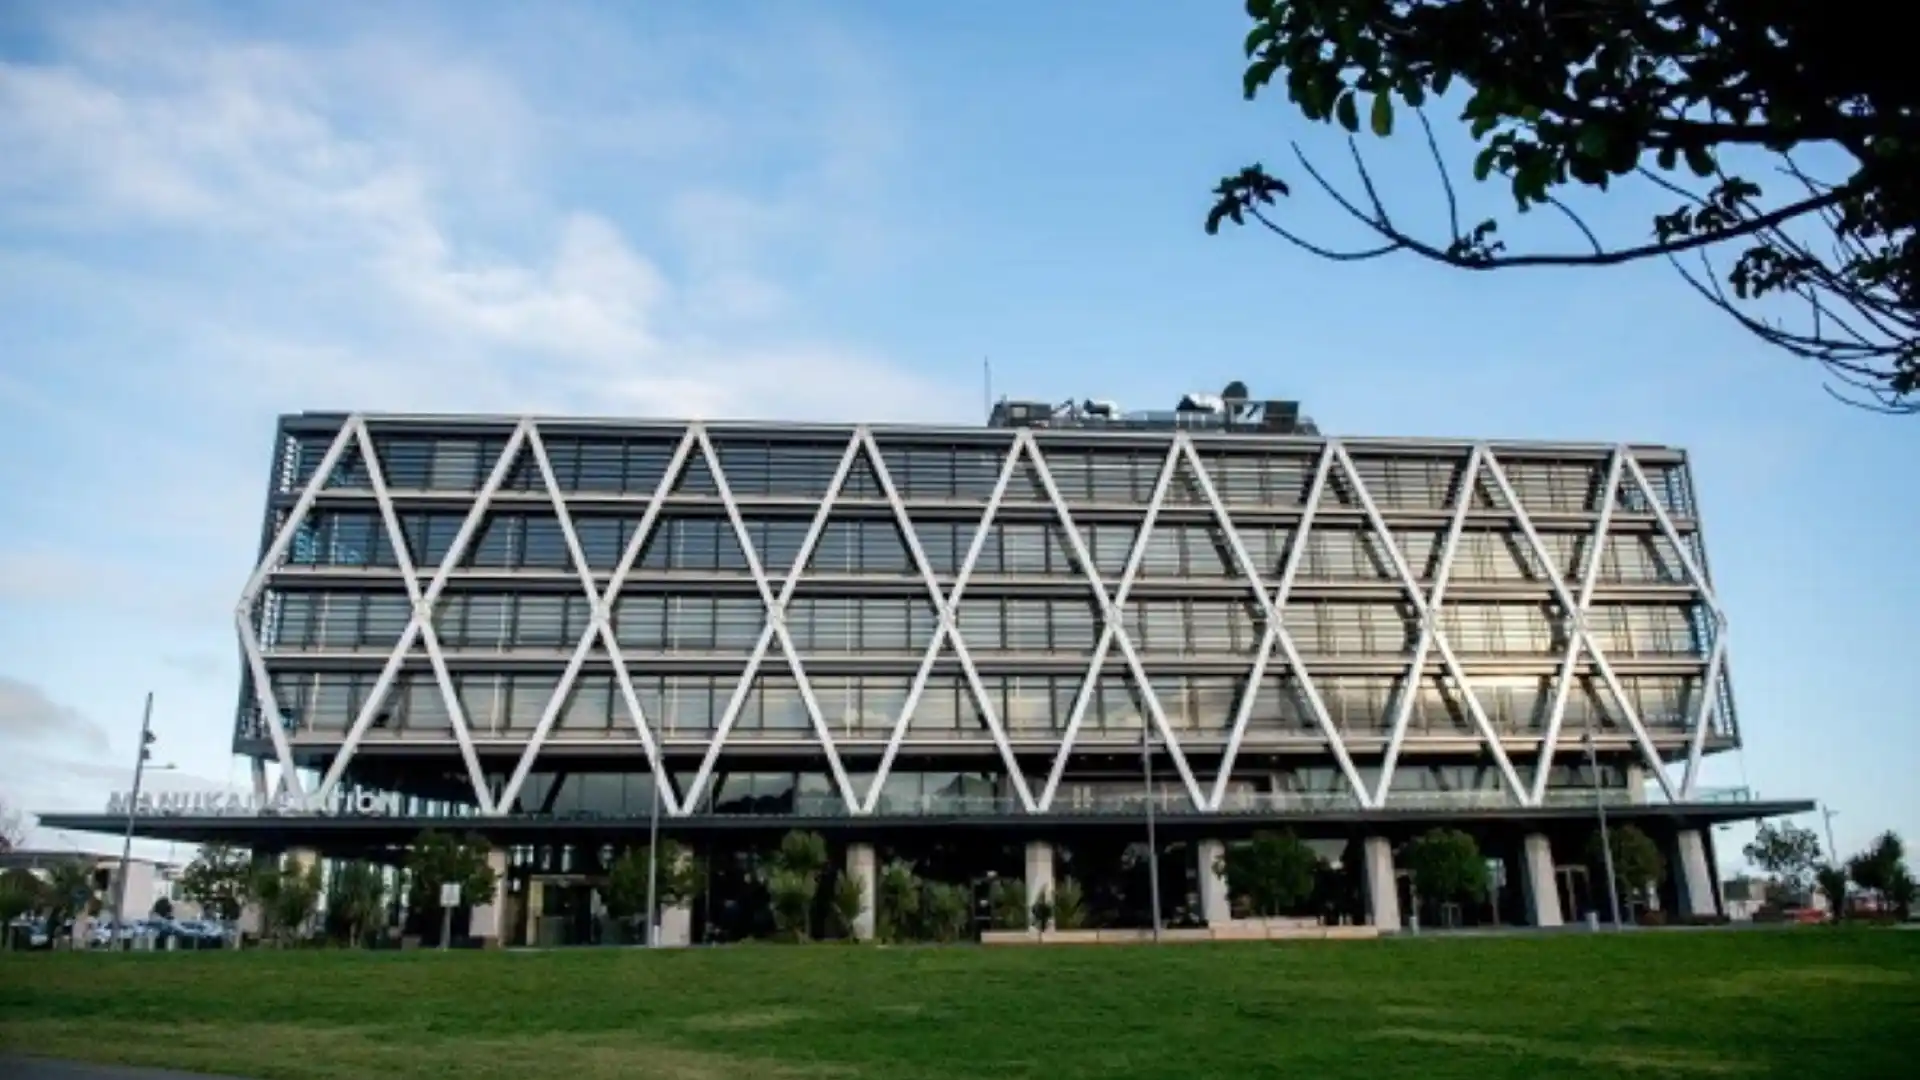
[923,882,972,942]
[1218,830,1320,917]
[1052,877,1088,930]
[876,860,922,943]
[830,873,867,942]
[988,878,1028,931]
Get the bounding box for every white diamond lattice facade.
[232,412,1743,821]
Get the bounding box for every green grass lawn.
[2,930,1916,1080]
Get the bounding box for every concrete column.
[238,849,278,939]
[1023,841,1055,921]
[655,846,694,947]
[524,879,546,947]
[1196,839,1230,926]
[1674,829,1718,918]
[847,842,877,942]
[1520,833,1563,928]
[1624,765,1648,804]
[1363,836,1400,930]
[469,849,510,947]
[658,903,692,946]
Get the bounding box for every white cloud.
[0,676,109,754]
[0,6,947,418]
[0,5,962,828]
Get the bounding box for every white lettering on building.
[105,789,402,818]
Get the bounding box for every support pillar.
[1674,829,1718,918]
[288,848,320,941]
[1196,839,1230,926]
[238,849,278,940]
[1363,836,1400,930]
[1520,833,1563,928]
[655,845,694,947]
[469,848,509,948]
[1023,841,1054,926]
[847,843,877,942]
[658,902,691,947]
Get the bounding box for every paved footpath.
[0,1057,253,1080]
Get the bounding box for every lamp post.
[112,693,176,943]
[644,701,663,949]
[1820,804,1840,862]
[645,759,662,948]
[1583,725,1622,930]
[1141,722,1162,943]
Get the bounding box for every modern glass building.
[44,386,1811,943]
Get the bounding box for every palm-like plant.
[250,857,322,946]
[325,861,387,947]
[988,878,1029,931]
[763,830,829,941]
[877,860,921,943]
[830,872,867,942]
[1052,877,1088,930]
[922,882,972,942]
[44,860,95,933]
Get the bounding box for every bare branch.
[1417,109,1462,241]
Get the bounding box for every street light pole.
[112,693,156,942]
[645,764,661,948]
[1141,722,1162,943]
[1820,804,1840,862]
[1584,725,1622,930]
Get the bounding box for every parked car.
[6,916,50,950]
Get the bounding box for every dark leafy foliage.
[1402,827,1489,903]
[1217,830,1320,917]
[1846,831,1912,918]
[404,830,498,914]
[1744,821,1823,903]
[178,845,252,922]
[1588,824,1666,904]
[1209,0,1920,410]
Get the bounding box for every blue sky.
[1,0,1912,868]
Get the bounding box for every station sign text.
[105,789,403,818]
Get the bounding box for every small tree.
[43,860,95,932]
[250,857,322,946]
[178,845,254,922]
[762,830,829,941]
[1592,826,1666,911]
[0,869,44,946]
[325,861,387,947]
[876,860,921,943]
[404,830,498,917]
[1403,829,1489,911]
[830,873,868,941]
[923,882,972,942]
[1887,871,1917,922]
[1030,888,1054,932]
[1846,831,1910,917]
[1744,821,1824,905]
[768,869,817,941]
[1218,830,1320,918]
[605,840,701,942]
[988,877,1029,930]
[0,796,26,853]
[1817,863,1851,921]
[1052,877,1089,930]
[776,831,829,878]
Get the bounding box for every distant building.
[38,384,1813,943]
[1721,876,1770,921]
[0,850,180,918]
